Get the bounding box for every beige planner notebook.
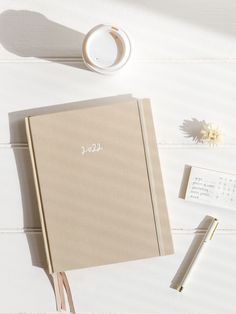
[25,98,173,274]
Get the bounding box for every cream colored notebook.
[25,98,173,274]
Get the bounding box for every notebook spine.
[25,117,54,273]
[137,99,174,256]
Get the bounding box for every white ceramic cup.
[82,24,131,74]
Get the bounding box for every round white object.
[82,24,131,74]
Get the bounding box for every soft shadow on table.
[122,0,236,38]
[8,94,133,271]
[170,215,216,291]
[0,9,87,70]
[180,118,207,144]
[11,147,54,288]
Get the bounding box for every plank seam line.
[2,143,236,149]
[2,57,236,63]
[0,312,70,314]
[0,228,235,234]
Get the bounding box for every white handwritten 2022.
[81,143,103,155]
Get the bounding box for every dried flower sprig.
[200,123,222,146]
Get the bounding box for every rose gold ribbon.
[52,272,76,313]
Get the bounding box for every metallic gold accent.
[210,220,219,240]
[178,286,184,292]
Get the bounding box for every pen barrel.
[176,217,218,292]
[178,239,208,290]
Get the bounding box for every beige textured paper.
[26,98,173,273]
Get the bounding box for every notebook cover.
[25,98,173,273]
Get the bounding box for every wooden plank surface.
[1,147,236,230]
[0,232,235,313]
[1,0,236,60]
[0,0,236,313]
[0,62,236,145]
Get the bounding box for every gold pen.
[174,216,218,292]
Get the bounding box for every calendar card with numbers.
[185,166,236,210]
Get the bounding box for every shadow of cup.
[0,9,87,69]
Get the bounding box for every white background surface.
[0,1,236,313]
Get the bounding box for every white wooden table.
[1,1,236,313]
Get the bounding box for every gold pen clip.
[210,220,219,240]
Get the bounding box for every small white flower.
[200,124,222,146]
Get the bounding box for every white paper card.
[185,167,236,210]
